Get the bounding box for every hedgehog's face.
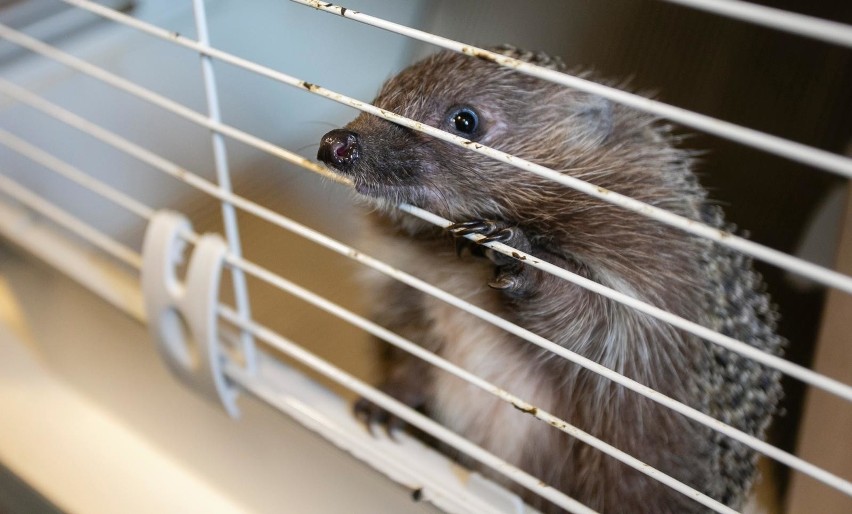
[317,50,613,222]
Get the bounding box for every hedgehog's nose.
[318,129,361,172]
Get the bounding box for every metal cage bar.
[1,1,850,511]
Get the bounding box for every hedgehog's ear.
[566,94,613,147]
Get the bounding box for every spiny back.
[697,203,785,505]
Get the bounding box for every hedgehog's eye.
[449,107,479,135]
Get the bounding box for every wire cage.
[0,1,850,513]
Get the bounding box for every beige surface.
[786,183,852,514]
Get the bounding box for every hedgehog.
[317,45,784,513]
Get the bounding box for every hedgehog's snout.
[318,129,361,173]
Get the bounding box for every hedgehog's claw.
[447,219,535,296]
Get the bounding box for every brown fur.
[319,47,783,513]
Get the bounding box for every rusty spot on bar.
[460,45,500,64]
[512,403,538,415]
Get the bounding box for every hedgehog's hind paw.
[353,383,426,440]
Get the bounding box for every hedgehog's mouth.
[352,173,419,199]
[352,176,445,213]
[316,160,403,199]
[353,179,414,203]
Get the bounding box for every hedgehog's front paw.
[448,220,534,296]
[448,220,531,263]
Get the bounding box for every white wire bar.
[0,127,154,222]
[218,306,599,514]
[660,0,852,48]
[0,177,146,323]
[221,251,736,513]
[289,0,852,180]
[3,79,852,497]
[190,0,256,372]
[39,3,852,296]
[1,22,850,495]
[0,173,142,269]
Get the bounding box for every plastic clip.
[140,210,240,417]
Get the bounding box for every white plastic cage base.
[0,192,535,513]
